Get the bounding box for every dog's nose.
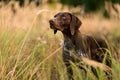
[49,19,54,24]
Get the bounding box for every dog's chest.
[62,39,85,62]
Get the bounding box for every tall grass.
[0,20,120,80]
[0,3,120,80]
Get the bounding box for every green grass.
[0,18,120,80]
[0,26,119,80]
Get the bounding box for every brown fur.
[49,12,111,80]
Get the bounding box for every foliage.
[60,0,120,12]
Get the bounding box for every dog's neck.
[62,29,86,57]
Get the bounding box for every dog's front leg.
[62,49,74,80]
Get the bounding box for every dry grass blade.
[81,57,112,72]
[29,46,62,80]
[10,9,50,80]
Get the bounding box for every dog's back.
[83,35,111,66]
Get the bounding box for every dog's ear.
[70,14,82,35]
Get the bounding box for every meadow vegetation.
[0,2,120,80]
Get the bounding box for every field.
[0,2,120,80]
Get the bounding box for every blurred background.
[0,0,120,32]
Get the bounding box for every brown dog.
[49,12,111,80]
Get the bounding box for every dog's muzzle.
[49,19,58,34]
[49,19,55,29]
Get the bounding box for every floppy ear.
[70,14,82,35]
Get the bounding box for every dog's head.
[49,12,82,35]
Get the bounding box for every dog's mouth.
[49,22,58,34]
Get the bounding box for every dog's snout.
[49,19,54,24]
[49,19,55,29]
